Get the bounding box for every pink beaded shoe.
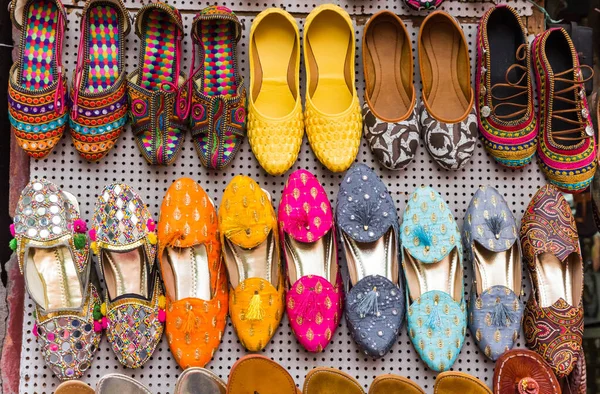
[278,169,343,352]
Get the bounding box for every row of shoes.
[12,165,584,381]
[54,350,567,394]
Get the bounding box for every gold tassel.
[183,309,196,334]
[246,291,264,321]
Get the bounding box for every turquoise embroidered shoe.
[401,186,466,372]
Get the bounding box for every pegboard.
[17,2,547,393]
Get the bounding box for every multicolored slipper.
[476,5,537,169]
[8,0,68,158]
[128,3,187,165]
[403,0,444,11]
[189,6,247,170]
[69,0,130,161]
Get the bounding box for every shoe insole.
[487,11,527,120]
[306,10,353,114]
[252,13,297,118]
[343,229,398,285]
[473,242,520,295]
[284,230,335,284]
[139,9,177,91]
[103,248,147,299]
[164,246,211,301]
[28,246,83,310]
[21,0,58,90]
[403,247,462,302]
[85,5,120,93]
[224,232,276,288]
[197,20,237,97]
[535,253,576,308]
[365,16,411,120]
[421,20,469,120]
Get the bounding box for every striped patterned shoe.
[69,0,130,162]
[8,0,69,159]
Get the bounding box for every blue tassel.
[355,287,379,318]
[427,303,442,329]
[491,301,514,327]
[413,225,432,247]
[485,215,505,239]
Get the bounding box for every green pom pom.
[93,305,102,321]
[73,233,87,250]
[32,310,36,319]
[9,238,17,251]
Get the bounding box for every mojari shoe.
[218,176,284,351]
[418,11,477,170]
[248,8,303,176]
[476,5,537,169]
[189,6,247,170]
[174,367,227,394]
[362,11,420,171]
[96,374,152,394]
[279,170,342,352]
[401,186,466,372]
[55,381,94,394]
[369,375,425,394]
[434,372,492,394]
[303,367,364,394]
[337,164,404,358]
[463,186,523,361]
[403,0,444,11]
[12,179,101,380]
[493,349,562,394]
[520,185,584,377]
[8,0,68,158]
[532,27,597,193]
[228,355,300,394]
[69,0,130,162]
[128,3,187,165]
[91,183,164,368]
[304,4,362,173]
[158,178,228,369]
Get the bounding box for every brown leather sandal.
[227,355,300,394]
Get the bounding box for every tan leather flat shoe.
[54,381,94,394]
[369,375,424,394]
[434,371,492,394]
[303,367,364,394]
[227,355,300,394]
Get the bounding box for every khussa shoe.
[369,375,425,394]
[8,0,68,158]
[304,4,362,173]
[401,186,466,372]
[219,176,284,351]
[91,183,164,368]
[403,0,444,11]
[128,3,187,165]
[304,368,364,394]
[463,186,523,361]
[158,178,228,369]
[96,374,152,394]
[228,355,300,394]
[279,170,342,352]
[434,372,492,394]
[362,11,419,171]
[493,349,562,394]
[533,28,597,193]
[12,179,100,380]
[248,8,303,176]
[476,5,537,169]
[189,6,247,170]
[174,368,227,394]
[69,0,130,161]
[418,11,477,170]
[520,185,584,377]
[55,381,94,394]
[337,164,404,358]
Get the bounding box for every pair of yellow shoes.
[247,5,362,175]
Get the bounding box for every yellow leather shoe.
[303,367,365,394]
[248,8,303,176]
[304,4,362,173]
[434,372,492,394]
[218,176,284,351]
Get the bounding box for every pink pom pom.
[93,321,103,333]
[101,317,109,329]
[89,228,97,241]
[9,224,15,237]
[73,219,88,234]
[158,309,166,323]
[146,218,156,232]
[32,322,38,337]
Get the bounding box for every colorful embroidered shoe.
[158,178,228,369]
[362,11,419,171]
[189,6,247,170]
[337,164,404,358]
[401,186,466,372]
[128,3,187,165]
[12,179,100,380]
[463,186,523,361]
[304,4,362,173]
[418,12,477,170]
[91,183,164,368]
[493,349,562,394]
[8,0,68,158]
[403,0,444,11]
[69,0,130,161]
[248,8,303,176]
[278,170,342,352]
[532,28,597,193]
[219,176,284,351]
[476,5,537,169]
[520,185,584,377]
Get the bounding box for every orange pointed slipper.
[218,175,284,351]
[158,178,228,369]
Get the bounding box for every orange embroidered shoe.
[158,178,228,369]
[218,176,284,351]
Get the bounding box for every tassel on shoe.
[427,303,442,330]
[246,291,265,321]
[354,286,379,318]
[491,299,514,327]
